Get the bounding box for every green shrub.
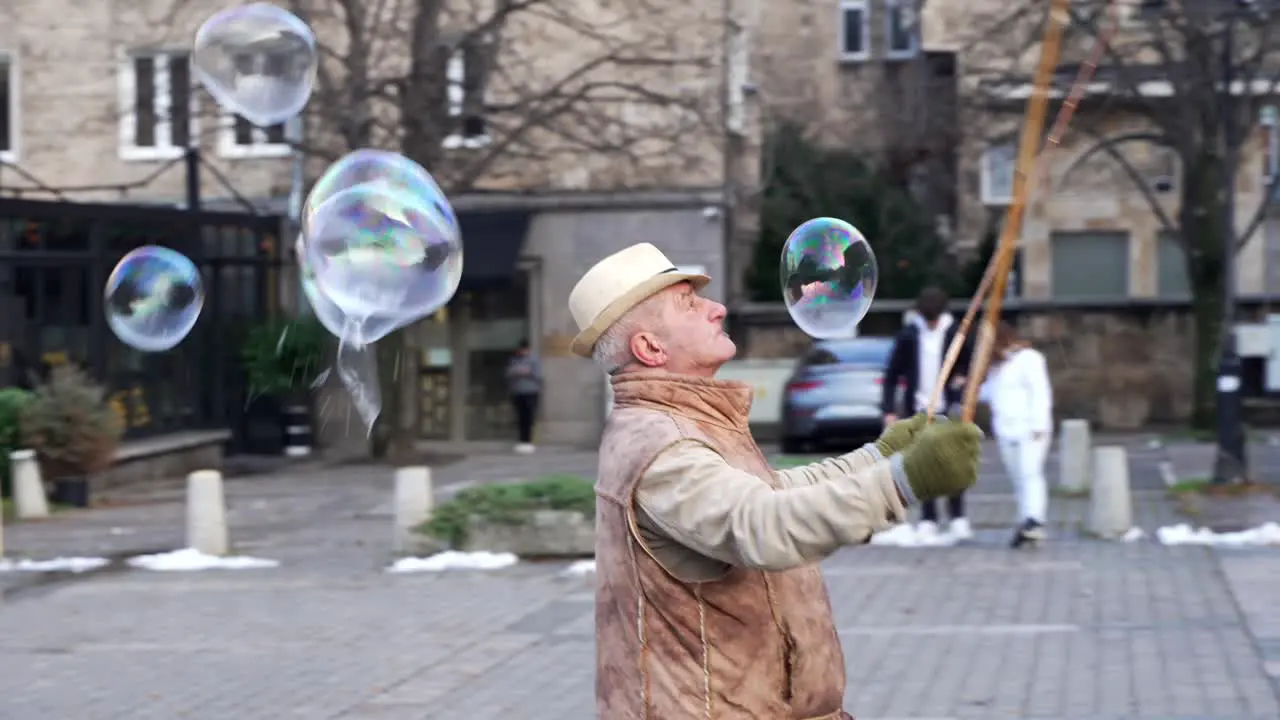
[242,316,328,396]
[423,474,596,548]
[19,366,124,479]
[0,388,32,496]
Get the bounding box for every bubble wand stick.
[925,0,1120,420]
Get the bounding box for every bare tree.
[272,0,724,459]
[963,0,1280,429]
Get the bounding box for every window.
[118,51,195,161]
[839,1,869,61]
[0,52,16,161]
[1149,145,1177,192]
[442,44,490,150]
[1157,231,1190,298]
[886,0,918,59]
[218,113,290,159]
[980,141,1015,205]
[725,21,750,136]
[1051,231,1130,298]
[1262,108,1278,184]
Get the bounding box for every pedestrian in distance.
[979,320,1054,548]
[568,242,984,719]
[881,286,975,542]
[505,339,542,454]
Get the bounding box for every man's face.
[632,282,736,376]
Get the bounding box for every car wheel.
[781,437,806,455]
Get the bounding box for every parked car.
[779,337,899,454]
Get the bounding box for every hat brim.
[570,272,711,358]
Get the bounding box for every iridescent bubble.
[780,217,878,339]
[296,235,412,345]
[105,246,204,352]
[302,150,462,323]
[193,3,317,128]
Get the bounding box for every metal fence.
[0,197,284,449]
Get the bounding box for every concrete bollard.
[10,450,50,520]
[393,466,433,553]
[186,470,228,556]
[1058,419,1092,492]
[1088,446,1133,539]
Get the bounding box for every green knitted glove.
[875,413,929,457]
[893,421,983,503]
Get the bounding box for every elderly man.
[568,243,983,720]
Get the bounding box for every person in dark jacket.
[881,286,975,541]
[505,340,542,454]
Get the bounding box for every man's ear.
[630,331,665,368]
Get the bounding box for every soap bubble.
[780,217,878,339]
[105,246,204,352]
[297,235,412,345]
[301,149,462,323]
[193,2,317,127]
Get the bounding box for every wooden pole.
[925,0,1121,420]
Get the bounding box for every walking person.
[979,320,1054,548]
[505,340,542,454]
[569,243,983,718]
[881,286,975,541]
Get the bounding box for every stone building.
[0,0,760,446]
[748,0,1280,300]
[925,0,1280,301]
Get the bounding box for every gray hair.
[591,292,666,374]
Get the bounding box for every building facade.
[0,0,760,446]
[921,0,1280,301]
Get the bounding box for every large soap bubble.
[193,3,317,127]
[296,235,413,345]
[105,246,204,352]
[301,149,462,323]
[780,217,878,339]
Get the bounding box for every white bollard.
[393,466,433,553]
[1088,446,1133,539]
[1058,419,1092,492]
[10,450,49,520]
[186,470,228,556]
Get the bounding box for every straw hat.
[568,243,710,358]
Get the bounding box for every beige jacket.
[634,440,907,582]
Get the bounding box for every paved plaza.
[0,439,1275,719]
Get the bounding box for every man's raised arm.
[635,422,980,572]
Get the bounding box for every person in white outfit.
[979,321,1054,548]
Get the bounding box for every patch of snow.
[387,551,518,573]
[869,523,959,548]
[1156,522,1280,547]
[1122,527,1146,543]
[0,557,109,573]
[561,559,596,576]
[127,548,280,572]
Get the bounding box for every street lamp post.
[1214,3,1248,483]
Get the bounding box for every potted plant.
[18,365,124,507]
[0,387,33,498]
[240,316,327,455]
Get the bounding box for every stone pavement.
[0,440,1274,718]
